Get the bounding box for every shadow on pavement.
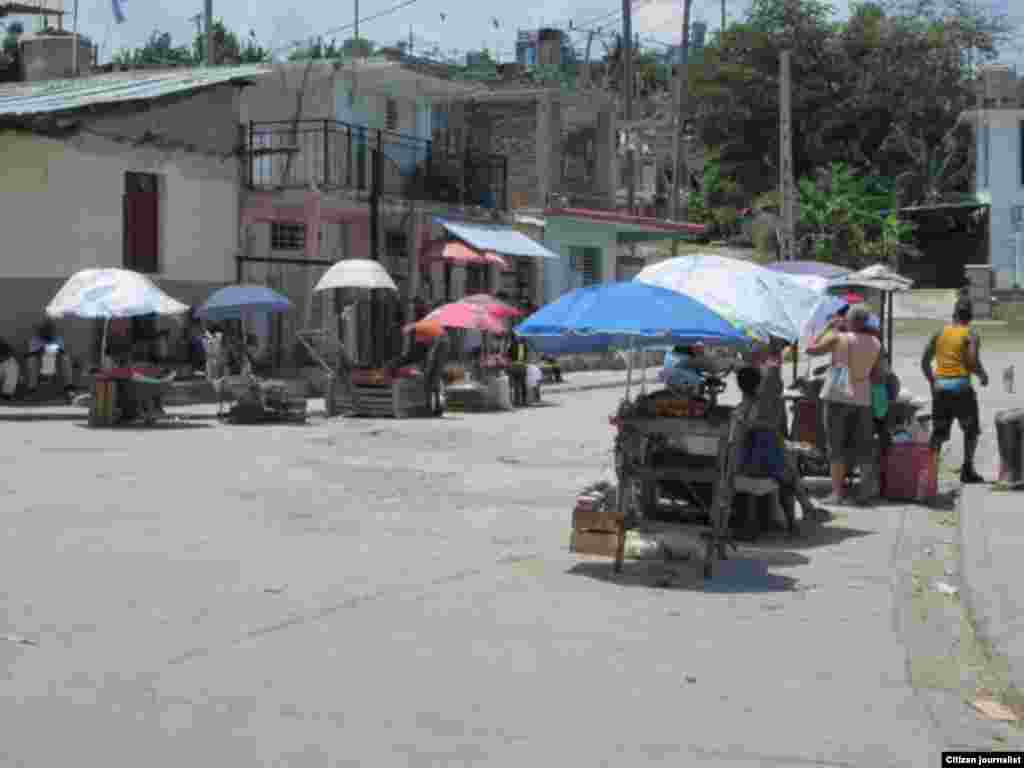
[72,420,213,431]
[752,522,876,550]
[567,554,803,594]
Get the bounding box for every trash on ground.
[685,676,697,684]
[4,634,37,647]
[932,580,959,597]
[972,698,1019,722]
[264,585,287,594]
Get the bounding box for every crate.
[572,507,624,533]
[883,443,937,501]
[89,380,119,427]
[571,530,622,558]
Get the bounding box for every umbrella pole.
[639,347,647,394]
[100,317,110,368]
[625,339,634,402]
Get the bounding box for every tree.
[113,30,194,67]
[796,161,916,266]
[684,0,1012,210]
[2,20,23,57]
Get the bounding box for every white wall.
[976,110,1024,289]
[0,130,239,283]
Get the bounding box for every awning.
[435,218,559,260]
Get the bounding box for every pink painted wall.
[348,218,371,260]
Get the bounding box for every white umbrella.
[635,254,823,344]
[46,268,189,366]
[313,259,398,292]
[46,268,189,319]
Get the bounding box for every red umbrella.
[401,318,445,341]
[425,301,506,334]
[461,293,523,318]
[422,240,486,265]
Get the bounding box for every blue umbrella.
[514,281,749,357]
[196,284,292,321]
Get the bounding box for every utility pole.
[779,49,796,261]
[204,0,214,66]
[670,0,693,226]
[721,0,726,35]
[354,0,360,51]
[191,14,202,39]
[623,0,635,215]
[409,26,414,56]
[582,29,596,89]
[71,0,79,75]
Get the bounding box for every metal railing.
[246,119,508,210]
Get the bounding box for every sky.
[5,0,1022,70]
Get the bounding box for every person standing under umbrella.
[806,304,882,506]
[425,327,451,417]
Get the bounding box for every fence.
[246,120,508,210]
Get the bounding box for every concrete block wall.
[465,101,540,209]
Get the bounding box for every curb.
[957,483,1024,695]
[0,379,636,422]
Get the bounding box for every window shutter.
[582,249,600,286]
[122,194,134,269]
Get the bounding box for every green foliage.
[112,22,267,67]
[113,30,193,67]
[796,161,916,266]
[686,0,1012,205]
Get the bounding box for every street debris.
[4,634,38,647]
[972,698,1019,722]
[933,580,959,597]
[685,676,697,684]
[264,585,287,595]
[498,456,522,465]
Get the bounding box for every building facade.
[0,66,263,368]
[962,64,1024,291]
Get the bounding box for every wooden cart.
[612,401,735,579]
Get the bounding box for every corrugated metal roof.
[0,64,271,118]
[436,218,560,260]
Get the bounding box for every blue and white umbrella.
[45,268,189,319]
[196,284,292,322]
[514,281,749,356]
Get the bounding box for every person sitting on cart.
[660,342,708,392]
[0,335,19,401]
[718,366,822,534]
[750,344,826,523]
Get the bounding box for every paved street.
[2,331,1022,766]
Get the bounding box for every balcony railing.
[245,119,508,210]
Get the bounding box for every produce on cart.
[516,281,750,579]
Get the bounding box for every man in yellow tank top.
[921,301,989,483]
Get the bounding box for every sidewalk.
[0,368,657,422]
[959,483,1024,698]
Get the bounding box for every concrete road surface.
[2,339,1021,766]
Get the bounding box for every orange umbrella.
[422,240,487,265]
[402,318,445,341]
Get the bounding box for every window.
[569,246,601,286]
[123,172,160,273]
[385,231,409,276]
[982,123,990,188]
[271,223,305,251]
[385,98,399,131]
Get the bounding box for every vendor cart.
[89,367,177,427]
[346,366,431,418]
[612,393,734,578]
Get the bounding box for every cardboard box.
[571,529,622,558]
[572,507,625,533]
